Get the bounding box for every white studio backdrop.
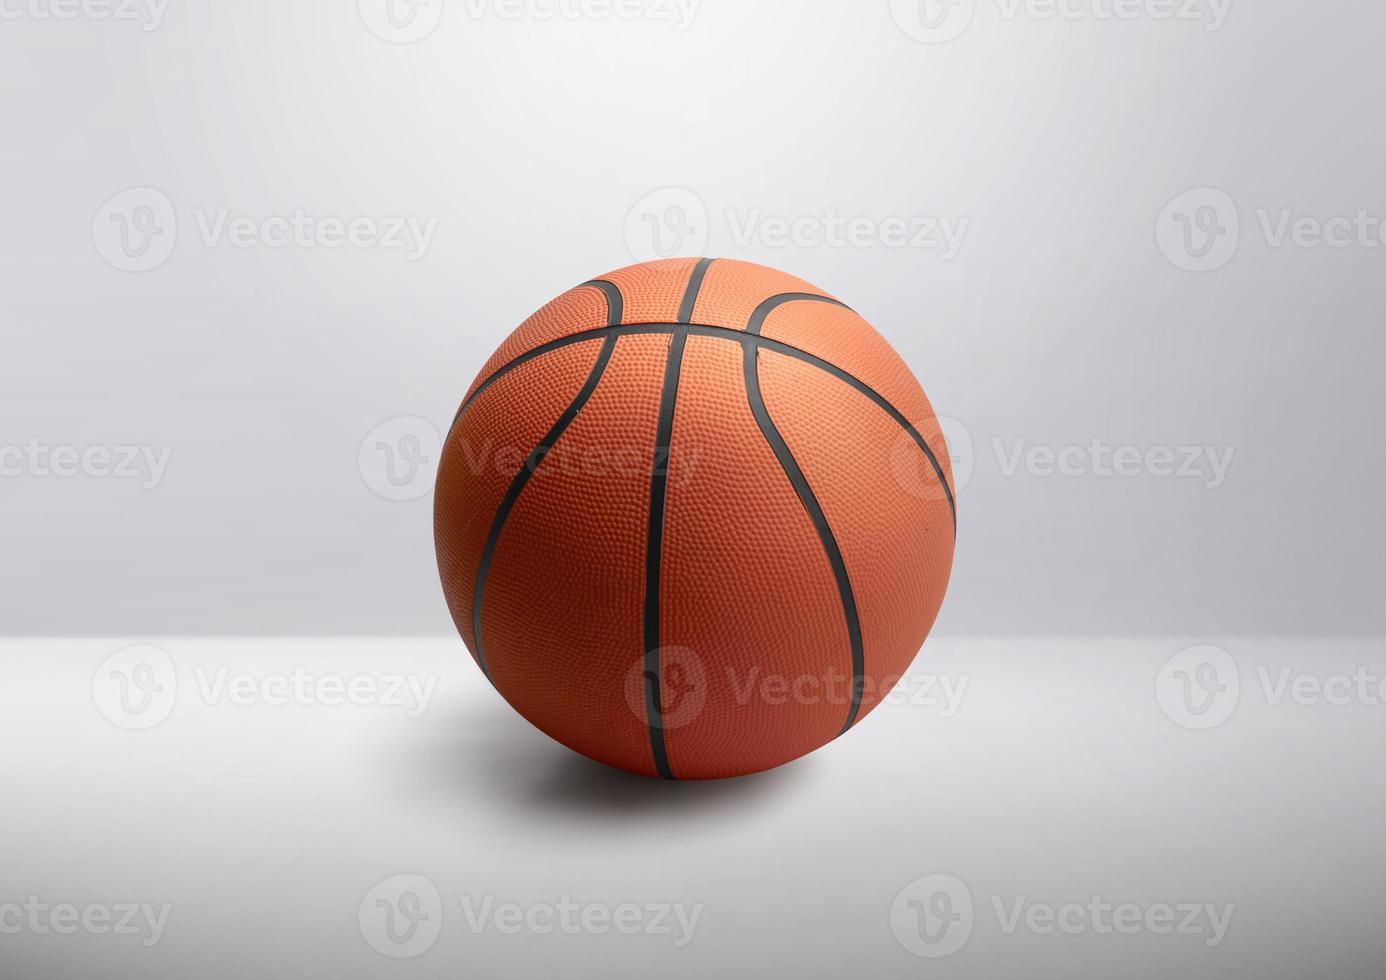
[1,0,1383,637]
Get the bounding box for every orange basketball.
[434,258,955,780]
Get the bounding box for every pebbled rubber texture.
[479,334,670,778]
[435,339,606,658]
[464,284,612,404]
[758,350,954,721]
[689,260,833,328]
[660,336,849,779]
[435,258,956,779]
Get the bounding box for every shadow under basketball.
[395,695,811,825]
[521,743,806,821]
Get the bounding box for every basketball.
[434,258,955,780]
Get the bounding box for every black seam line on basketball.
[446,280,622,441]
[746,292,850,335]
[677,257,716,324]
[739,296,951,531]
[640,260,711,780]
[469,335,618,685]
[743,343,865,737]
[579,279,624,327]
[643,327,689,781]
[454,322,956,530]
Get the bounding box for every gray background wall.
[2,0,1382,636]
